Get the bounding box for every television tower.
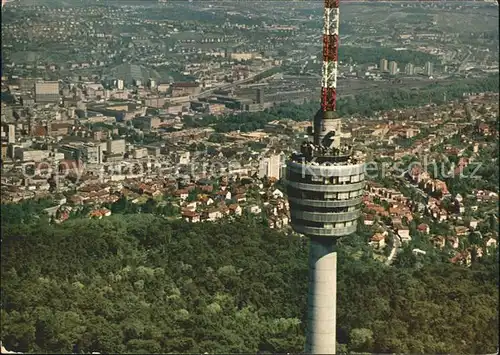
[285,0,365,353]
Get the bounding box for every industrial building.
[285,0,365,353]
[171,82,201,97]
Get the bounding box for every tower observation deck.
[284,0,366,353]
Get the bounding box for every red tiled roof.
[33,126,48,137]
[371,233,385,242]
[200,185,213,192]
[182,210,199,218]
[417,223,429,231]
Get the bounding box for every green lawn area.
[135,196,149,205]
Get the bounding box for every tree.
[1,213,498,354]
[349,328,374,352]
[142,198,156,214]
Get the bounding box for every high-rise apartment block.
[389,61,398,75]
[258,154,282,180]
[405,63,415,75]
[424,61,434,77]
[380,58,388,72]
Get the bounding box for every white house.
[247,205,262,215]
[229,204,242,216]
[205,208,223,221]
[272,188,284,199]
[184,201,198,211]
[397,226,411,243]
[468,219,478,230]
[182,210,200,223]
[485,237,497,248]
[412,248,427,256]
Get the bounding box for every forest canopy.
[1,213,498,354]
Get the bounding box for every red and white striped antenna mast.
[321,0,339,112]
[313,0,341,149]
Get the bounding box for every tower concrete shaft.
[305,239,337,354]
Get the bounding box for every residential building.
[230,52,255,61]
[380,58,388,72]
[412,248,427,256]
[1,123,15,144]
[395,224,411,242]
[157,84,170,93]
[417,223,430,234]
[133,116,161,131]
[178,151,190,165]
[258,153,282,180]
[132,148,148,159]
[106,139,126,155]
[389,61,398,75]
[424,61,434,77]
[369,232,386,249]
[1,143,8,159]
[82,143,103,164]
[182,210,200,223]
[404,63,414,75]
